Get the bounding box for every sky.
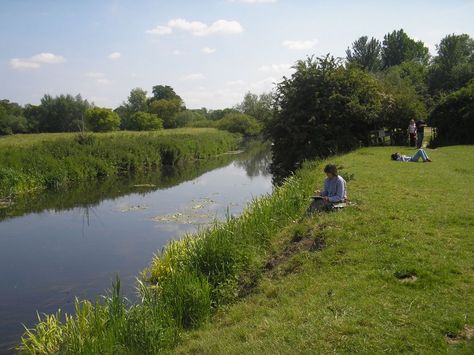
[1,0,474,110]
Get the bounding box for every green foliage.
[174,110,207,128]
[148,99,183,128]
[382,29,430,68]
[215,113,262,136]
[0,101,28,135]
[207,108,240,121]
[428,33,474,94]
[0,129,240,198]
[267,55,383,181]
[429,80,474,146]
[152,85,182,102]
[378,66,427,130]
[345,36,382,72]
[36,94,90,132]
[235,92,273,124]
[128,111,163,131]
[85,107,121,132]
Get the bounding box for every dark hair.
[324,164,338,176]
[391,153,399,161]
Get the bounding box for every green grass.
[0,128,240,198]
[17,146,474,354]
[172,145,474,354]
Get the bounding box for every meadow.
[0,128,240,198]
[18,145,474,353]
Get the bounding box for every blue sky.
[1,0,473,109]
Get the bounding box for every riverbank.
[18,146,474,353]
[0,128,240,199]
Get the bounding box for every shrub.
[128,112,163,131]
[215,113,262,136]
[85,107,121,132]
[429,80,474,146]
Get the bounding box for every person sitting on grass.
[391,148,432,162]
[309,164,347,212]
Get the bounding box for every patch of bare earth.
[446,324,474,344]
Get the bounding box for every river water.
[0,143,272,353]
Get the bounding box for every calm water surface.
[0,144,272,353]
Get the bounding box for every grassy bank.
[18,146,474,353]
[0,128,240,199]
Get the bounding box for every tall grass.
[0,129,240,198]
[18,161,318,353]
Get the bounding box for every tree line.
[267,29,474,180]
[0,84,271,137]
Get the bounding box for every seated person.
[391,148,432,162]
[309,164,347,212]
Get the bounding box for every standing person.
[391,148,432,162]
[309,164,347,212]
[416,119,426,148]
[408,119,417,147]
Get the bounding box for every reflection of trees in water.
[0,154,237,222]
[0,143,273,222]
[233,141,272,178]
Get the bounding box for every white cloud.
[108,52,121,60]
[249,76,277,92]
[10,58,41,70]
[147,18,243,37]
[172,50,181,55]
[282,39,318,50]
[202,47,216,54]
[85,72,105,78]
[30,52,65,64]
[181,73,206,81]
[10,52,65,70]
[145,25,172,35]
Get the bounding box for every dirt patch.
[265,236,324,271]
[446,324,474,344]
[394,271,418,283]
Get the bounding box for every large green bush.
[429,80,474,146]
[128,112,163,131]
[85,107,121,132]
[215,113,262,136]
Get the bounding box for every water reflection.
[0,142,272,353]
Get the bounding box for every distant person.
[416,119,426,148]
[309,164,347,212]
[391,148,432,162]
[408,119,417,147]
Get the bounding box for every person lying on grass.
[391,148,432,162]
[309,164,347,212]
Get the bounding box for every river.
[0,143,272,353]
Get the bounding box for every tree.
[382,29,430,68]
[174,110,207,128]
[346,36,382,72]
[235,92,273,124]
[127,88,148,113]
[85,107,121,132]
[148,99,183,128]
[427,34,474,94]
[378,67,427,144]
[0,100,28,135]
[36,94,90,132]
[151,85,182,102]
[429,80,474,146]
[215,113,262,136]
[267,55,383,181]
[128,112,163,131]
